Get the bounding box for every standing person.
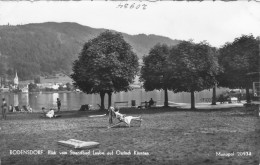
[2,98,7,120]
[56,98,61,113]
[108,106,113,125]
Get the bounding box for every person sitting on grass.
[27,105,33,113]
[22,105,33,113]
[42,107,55,118]
[9,105,14,112]
[108,107,142,128]
[14,106,21,112]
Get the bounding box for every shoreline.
[0,91,79,94]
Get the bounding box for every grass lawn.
[0,107,258,165]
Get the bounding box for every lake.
[0,88,228,112]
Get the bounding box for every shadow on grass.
[5,110,107,121]
[227,112,256,117]
[118,106,246,114]
[5,106,249,121]
[81,126,109,129]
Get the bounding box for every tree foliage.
[0,26,77,80]
[140,43,174,107]
[28,83,39,92]
[140,41,219,109]
[218,34,259,89]
[169,40,219,109]
[0,23,178,80]
[71,31,139,109]
[140,44,171,89]
[0,61,5,77]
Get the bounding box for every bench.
[201,97,238,104]
[228,97,238,103]
[200,98,212,103]
[79,104,89,111]
[114,101,129,108]
[139,101,157,108]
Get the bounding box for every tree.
[71,31,139,110]
[66,82,73,91]
[210,47,221,105]
[28,83,39,92]
[140,43,174,107]
[170,40,219,109]
[34,77,41,84]
[58,85,65,91]
[0,60,6,87]
[218,35,259,103]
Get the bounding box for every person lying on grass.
[108,107,142,128]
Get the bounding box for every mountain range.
[0,22,179,80]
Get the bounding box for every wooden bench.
[114,101,129,108]
[200,98,212,103]
[139,101,157,108]
[228,97,238,103]
[79,104,89,111]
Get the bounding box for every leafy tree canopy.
[140,43,173,91]
[170,40,219,93]
[218,34,259,88]
[71,31,139,95]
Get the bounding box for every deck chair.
[108,107,142,128]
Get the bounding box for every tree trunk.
[108,92,112,108]
[164,87,169,107]
[211,85,217,105]
[100,92,105,110]
[191,90,195,109]
[246,86,251,103]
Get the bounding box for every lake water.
[0,88,228,112]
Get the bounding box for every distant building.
[19,73,73,91]
[0,87,9,92]
[20,85,29,93]
[52,84,59,90]
[37,83,53,89]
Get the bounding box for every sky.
[0,1,260,47]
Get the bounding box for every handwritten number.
[130,3,135,9]
[116,2,148,10]
[117,3,123,8]
[142,4,147,10]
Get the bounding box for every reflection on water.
[14,94,19,106]
[0,88,228,112]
